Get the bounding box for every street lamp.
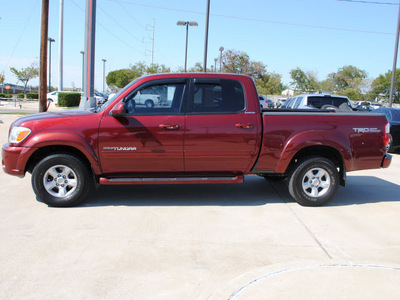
[48,38,55,92]
[177,21,198,72]
[80,51,84,91]
[219,46,224,72]
[214,58,218,72]
[102,58,107,93]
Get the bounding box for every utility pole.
[389,0,400,107]
[39,0,49,112]
[144,19,155,66]
[58,0,64,91]
[80,0,97,109]
[203,0,210,72]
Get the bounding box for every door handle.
[236,123,254,129]
[159,124,180,130]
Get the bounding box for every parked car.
[371,107,400,153]
[2,73,391,207]
[47,91,105,106]
[289,94,352,111]
[280,97,295,109]
[258,95,274,109]
[353,104,374,112]
[276,98,287,108]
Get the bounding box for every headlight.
[9,126,31,144]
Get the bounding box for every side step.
[99,176,244,185]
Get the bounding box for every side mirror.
[110,102,125,117]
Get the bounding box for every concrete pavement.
[0,113,399,299]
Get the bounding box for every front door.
[98,80,187,174]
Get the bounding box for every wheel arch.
[284,145,347,187]
[26,145,99,179]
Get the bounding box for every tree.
[371,69,400,103]
[255,72,283,95]
[10,62,39,93]
[106,62,171,89]
[218,49,283,95]
[220,49,267,80]
[290,68,320,93]
[330,65,368,100]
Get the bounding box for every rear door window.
[189,79,245,114]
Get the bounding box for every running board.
[99,176,244,185]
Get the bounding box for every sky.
[0,0,399,92]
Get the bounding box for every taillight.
[384,122,390,149]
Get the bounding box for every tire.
[145,99,154,108]
[388,134,395,153]
[31,153,94,207]
[288,156,339,206]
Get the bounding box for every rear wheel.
[288,156,339,206]
[32,153,93,207]
[145,99,154,108]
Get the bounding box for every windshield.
[98,77,141,112]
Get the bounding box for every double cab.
[2,73,392,207]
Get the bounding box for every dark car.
[371,107,400,153]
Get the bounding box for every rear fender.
[275,130,353,174]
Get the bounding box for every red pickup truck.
[2,73,392,207]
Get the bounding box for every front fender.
[22,132,101,174]
[275,130,353,173]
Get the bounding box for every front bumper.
[381,154,392,169]
[2,143,31,177]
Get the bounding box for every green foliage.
[290,68,320,93]
[220,49,266,80]
[371,69,400,103]
[9,62,39,93]
[58,92,81,107]
[17,93,25,99]
[4,94,13,98]
[255,72,283,95]
[26,93,39,99]
[218,49,283,95]
[106,62,171,89]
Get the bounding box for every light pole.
[80,51,84,91]
[177,21,198,72]
[219,46,224,72]
[203,0,210,72]
[102,58,107,93]
[48,37,55,92]
[214,58,217,72]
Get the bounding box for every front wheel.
[288,156,339,206]
[32,153,94,207]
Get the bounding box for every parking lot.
[1,113,400,299]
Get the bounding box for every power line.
[107,0,394,35]
[69,0,143,55]
[337,0,398,5]
[3,0,40,75]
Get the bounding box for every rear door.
[184,78,260,173]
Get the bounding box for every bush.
[0,93,13,99]
[58,92,81,107]
[26,93,38,100]
[18,93,25,99]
